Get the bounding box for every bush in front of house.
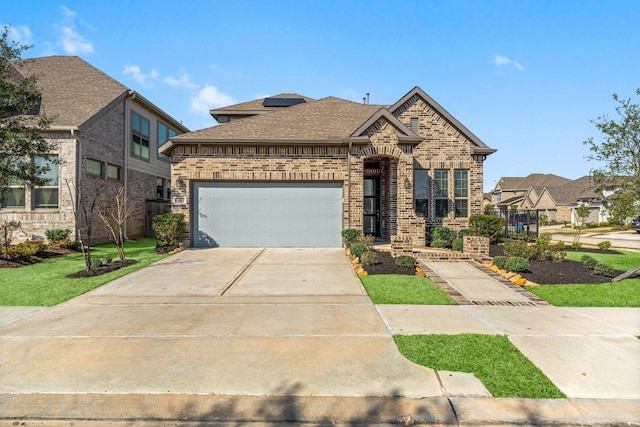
[350,243,367,257]
[504,256,529,273]
[395,255,415,268]
[45,228,71,244]
[504,240,533,259]
[452,238,464,252]
[152,213,186,247]
[469,214,505,243]
[492,256,508,270]
[341,229,362,247]
[581,255,598,270]
[360,250,378,266]
[6,240,44,258]
[430,226,456,248]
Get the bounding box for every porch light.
[404,177,412,190]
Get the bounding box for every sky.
[3,0,639,192]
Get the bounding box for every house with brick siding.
[2,56,189,242]
[160,87,496,247]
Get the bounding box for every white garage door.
[193,182,343,247]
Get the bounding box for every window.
[156,177,166,199]
[107,164,121,180]
[34,155,59,208]
[410,117,419,134]
[454,169,469,217]
[434,169,449,218]
[157,122,177,160]
[132,112,150,159]
[414,170,429,217]
[166,180,171,200]
[1,180,25,209]
[87,159,103,177]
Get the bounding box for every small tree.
[573,203,591,243]
[97,186,131,261]
[66,179,102,271]
[1,219,21,259]
[605,191,638,226]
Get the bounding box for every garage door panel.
[194,182,343,247]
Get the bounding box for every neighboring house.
[1,56,189,242]
[160,86,496,247]
[490,173,607,224]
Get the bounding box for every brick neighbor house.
[160,87,496,247]
[1,56,189,242]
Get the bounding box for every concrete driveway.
[0,248,441,398]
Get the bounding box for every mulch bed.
[364,251,416,275]
[489,244,624,285]
[67,259,137,278]
[0,246,76,269]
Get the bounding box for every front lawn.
[525,249,640,307]
[394,334,566,398]
[0,238,168,306]
[361,274,456,305]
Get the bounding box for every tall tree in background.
[0,25,54,204]
[584,89,640,224]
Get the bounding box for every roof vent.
[262,97,306,107]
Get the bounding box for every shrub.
[571,242,582,251]
[431,226,456,248]
[58,240,81,251]
[45,228,71,243]
[90,258,103,269]
[593,263,612,276]
[597,241,612,250]
[539,233,553,242]
[101,255,113,264]
[152,213,186,247]
[504,256,530,273]
[504,240,533,259]
[395,255,415,268]
[581,255,598,270]
[360,250,378,266]
[341,229,362,247]
[469,214,504,243]
[492,256,508,270]
[452,238,464,252]
[350,243,367,257]
[549,249,566,263]
[6,241,43,258]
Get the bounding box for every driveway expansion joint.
[220,248,265,295]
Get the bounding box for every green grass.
[565,249,640,271]
[361,274,456,305]
[0,238,168,306]
[526,279,640,307]
[526,249,640,307]
[394,334,566,398]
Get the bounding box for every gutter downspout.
[73,128,80,241]
[124,90,136,239]
[347,140,352,229]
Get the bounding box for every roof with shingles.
[543,176,601,205]
[12,56,129,127]
[210,93,316,114]
[497,174,572,191]
[176,96,383,142]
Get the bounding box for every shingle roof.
[210,93,315,114]
[176,96,382,142]
[498,174,572,192]
[544,176,600,205]
[12,56,129,127]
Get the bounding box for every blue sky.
[3,0,639,192]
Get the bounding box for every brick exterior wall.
[170,94,488,247]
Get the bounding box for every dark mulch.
[68,259,137,278]
[490,244,624,285]
[363,251,416,275]
[154,245,179,254]
[0,246,76,269]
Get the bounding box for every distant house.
[161,87,496,247]
[490,173,608,224]
[2,56,189,242]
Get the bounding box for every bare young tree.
[66,179,102,271]
[0,219,21,259]
[97,186,132,261]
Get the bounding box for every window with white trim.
[34,155,59,209]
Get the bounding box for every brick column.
[391,235,413,257]
[463,236,489,258]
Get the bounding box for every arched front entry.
[362,155,399,241]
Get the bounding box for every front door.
[363,177,380,236]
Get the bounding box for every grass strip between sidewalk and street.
[361,274,456,305]
[394,334,566,399]
[0,238,168,306]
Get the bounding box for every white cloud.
[56,6,94,54]
[494,54,524,71]
[3,24,33,44]
[189,85,235,115]
[122,65,158,86]
[163,72,199,89]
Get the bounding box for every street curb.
[1,394,638,425]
